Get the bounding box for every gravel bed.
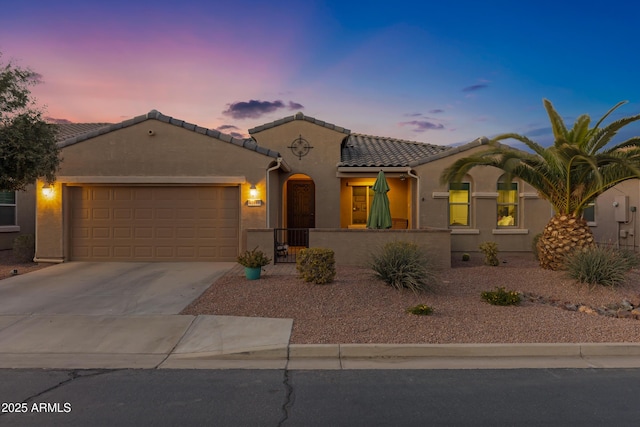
[182,253,640,344]
[0,249,50,280]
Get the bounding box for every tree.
[0,54,60,191]
[441,99,640,270]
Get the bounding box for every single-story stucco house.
[3,110,637,264]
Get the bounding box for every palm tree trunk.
[536,214,595,270]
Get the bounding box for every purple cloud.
[217,124,240,131]
[462,84,488,92]
[45,117,73,124]
[216,124,247,138]
[428,109,444,114]
[400,120,445,132]
[222,99,304,119]
[288,101,304,110]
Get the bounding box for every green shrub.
[564,246,633,287]
[296,247,336,284]
[237,246,271,268]
[479,241,499,266]
[406,304,434,316]
[481,287,521,306]
[618,249,640,270]
[13,234,35,263]
[370,241,438,293]
[461,253,470,261]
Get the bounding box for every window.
[583,201,595,223]
[449,182,470,226]
[351,185,375,225]
[0,191,16,226]
[497,181,518,226]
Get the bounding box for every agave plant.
[442,99,640,270]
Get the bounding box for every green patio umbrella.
[367,170,392,229]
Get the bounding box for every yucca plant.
[564,246,633,287]
[442,99,640,270]
[370,241,438,293]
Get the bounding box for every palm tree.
[441,99,640,270]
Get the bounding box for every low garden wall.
[246,228,451,268]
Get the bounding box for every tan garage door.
[70,186,239,261]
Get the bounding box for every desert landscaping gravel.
[2,249,639,345]
[183,253,640,344]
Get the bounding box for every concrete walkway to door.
[0,262,294,369]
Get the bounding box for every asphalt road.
[1,368,639,426]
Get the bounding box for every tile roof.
[56,110,282,159]
[339,133,452,167]
[56,123,113,141]
[248,112,351,135]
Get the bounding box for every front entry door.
[287,180,315,245]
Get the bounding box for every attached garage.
[35,111,287,264]
[69,185,239,261]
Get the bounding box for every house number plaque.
[288,135,313,160]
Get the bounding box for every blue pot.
[244,267,262,280]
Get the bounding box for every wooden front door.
[287,180,315,245]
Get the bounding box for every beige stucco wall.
[309,228,451,268]
[415,145,551,252]
[251,120,347,228]
[246,228,451,268]
[590,179,640,250]
[0,186,36,250]
[35,120,277,261]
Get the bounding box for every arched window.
[497,178,518,226]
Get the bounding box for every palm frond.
[543,98,569,142]
[440,99,640,217]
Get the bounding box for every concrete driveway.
[0,261,295,369]
[0,262,235,315]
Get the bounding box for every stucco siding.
[252,120,347,229]
[0,186,36,250]
[36,120,276,261]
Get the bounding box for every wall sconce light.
[400,174,407,181]
[247,184,263,207]
[42,183,54,198]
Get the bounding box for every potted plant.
[237,246,272,280]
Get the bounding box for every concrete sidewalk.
[0,314,293,369]
[2,312,640,370]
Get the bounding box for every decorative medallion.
[288,135,313,160]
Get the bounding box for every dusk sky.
[2,0,640,147]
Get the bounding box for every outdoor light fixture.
[42,184,54,198]
[247,184,262,207]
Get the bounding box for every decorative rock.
[616,310,633,319]
[578,305,596,314]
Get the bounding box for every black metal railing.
[274,228,309,264]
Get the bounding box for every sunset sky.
[2,0,639,147]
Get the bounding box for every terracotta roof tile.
[248,112,351,135]
[55,123,112,141]
[339,133,452,167]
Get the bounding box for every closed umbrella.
[367,170,392,229]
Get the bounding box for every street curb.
[287,343,640,359]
